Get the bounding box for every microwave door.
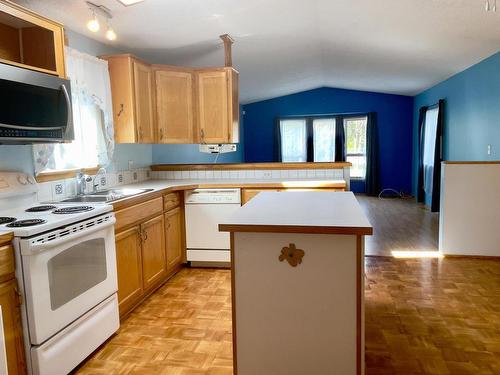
[0,64,73,143]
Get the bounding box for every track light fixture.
[86,2,117,40]
[485,0,497,12]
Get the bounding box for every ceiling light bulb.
[106,27,117,41]
[87,15,100,32]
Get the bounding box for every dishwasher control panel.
[184,188,241,204]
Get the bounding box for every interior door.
[155,69,194,143]
[196,70,229,143]
[133,60,155,143]
[115,226,143,316]
[165,207,182,271]
[141,215,167,291]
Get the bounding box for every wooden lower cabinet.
[141,215,167,292]
[114,193,185,318]
[165,207,182,272]
[115,227,144,316]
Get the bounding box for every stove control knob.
[27,176,36,185]
[17,175,28,185]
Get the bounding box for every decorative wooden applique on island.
[279,243,305,267]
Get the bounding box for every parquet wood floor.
[75,269,233,375]
[76,197,499,375]
[77,256,500,375]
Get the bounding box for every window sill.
[36,166,100,183]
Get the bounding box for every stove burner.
[25,205,57,213]
[0,217,17,225]
[52,206,95,214]
[6,219,46,227]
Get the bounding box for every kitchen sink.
[61,188,154,203]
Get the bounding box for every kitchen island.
[219,191,372,375]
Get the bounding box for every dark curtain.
[274,118,282,162]
[335,116,346,162]
[365,112,380,196]
[430,99,445,212]
[417,106,428,204]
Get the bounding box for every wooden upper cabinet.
[0,0,66,77]
[133,60,155,143]
[102,54,155,144]
[195,67,239,144]
[154,67,194,143]
[140,214,167,292]
[103,53,239,145]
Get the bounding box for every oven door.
[19,214,117,345]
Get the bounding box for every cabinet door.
[155,69,194,143]
[165,207,183,271]
[196,70,230,143]
[115,227,143,316]
[133,60,155,143]
[0,280,26,375]
[141,215,167,291]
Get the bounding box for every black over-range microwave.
[0,63,73,144]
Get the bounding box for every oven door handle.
[25,216,116,254]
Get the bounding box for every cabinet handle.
[279,243,305,267]
[200,129,205,144]
[139,127,144,141]
[14,283,23,306]
[117,104,124,117]
[141,230,148,242]
[159,128,164,140]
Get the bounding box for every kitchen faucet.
[92,167,107,193]
[76,171,92,196]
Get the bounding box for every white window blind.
[280,119,307,162]
[313,118,336,162]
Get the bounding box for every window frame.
[276,113,368,176]
[343,115,368,181]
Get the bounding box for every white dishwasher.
[185,188,241,267]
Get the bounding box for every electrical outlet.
[54,183,64,195]
[118,174,123,183]
[133,172,138,180]
[487,144,492,155]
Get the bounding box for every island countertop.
[219,191,373,235]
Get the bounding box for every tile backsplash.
[37,167,151,202]
[151,168,346,181]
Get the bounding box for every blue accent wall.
[413,51,500,194]
[243,87,414,193]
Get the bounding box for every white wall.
[439,162,500,256]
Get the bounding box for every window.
[33,47,114,175]
[344,117,367,179]
[279,119,307,162]
[422,107,439,195]
[279,117,336,163]
[278,115,368,179]
[313,118,336,162]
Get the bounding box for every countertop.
[219,191,373,235]
[118,178,346,191]
[0,178,347,238]
[110,178,346,209]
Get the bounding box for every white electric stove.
[0,171,119,375]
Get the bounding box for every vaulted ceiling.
[15,0,500,103]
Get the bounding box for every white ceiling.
[15,0,500,103]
